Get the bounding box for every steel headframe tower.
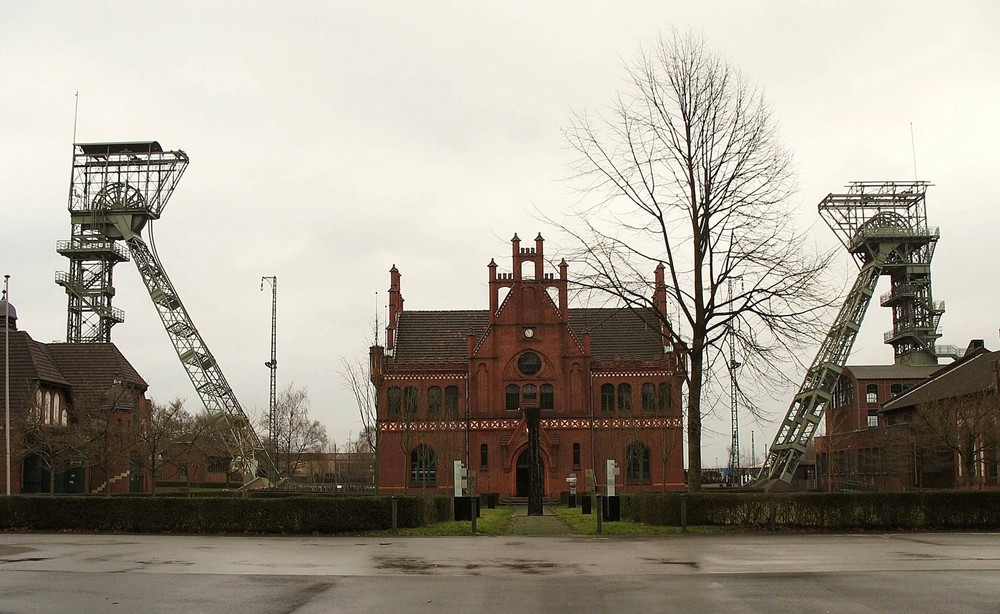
[757,181,941,488]
[261,276,278,483]
[57,141,276,482]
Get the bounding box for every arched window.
[601,384,614,413]
[505,385,520,410]
[866,384,878,404]
[427,386,442,413]
[522,384,537,401]
[626,442,651,483]
[403,386,418,415]
[410,444,437,487]
[480,443,488,469]
[444,386,459,414]
[540,384,554,409]
[890,383,903,397]
[617,383,632,412]
[658,382,671,414]
[44,391,52,424]
[641,383,656,413]
[387,387,402,415]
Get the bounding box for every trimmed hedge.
[0,494,452,534]
[625,490,1000,530]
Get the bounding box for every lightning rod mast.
[261,276,278,484]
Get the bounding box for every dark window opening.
[540,384,554,409]
[403,386,418,416]
[617,383,632,412]
[522,384,537,401]
[641,383,656,412]
[444,386,459,414]
[626,443,651,483]
[480,444,488,469]
[388,387,402,415]
[505,385,520,410]
[572,443,581,469]
[866,384,878,404]
[428,386,442,413]
[601,384,614,413]
[410,444,437,487]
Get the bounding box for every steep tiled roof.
[568,308,664,361]
[394,310,489,363]
[46,343,148,392]
[0,330,71,410]
[881,350,1000,412]
[392,307,666,364]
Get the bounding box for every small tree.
[134,397,189,495]
[916,393,1000,489]
[19,389,83,494]
[561,31,834,490]
[76,380,141,497]
[340,356,379,490]
[266,384,328,478]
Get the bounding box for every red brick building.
[371,234,686,500]
[0,299,151,494]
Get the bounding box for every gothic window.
[410,444,437,487]
[626,442,651,483]
[505,385,520,410]
[444,386,459,414]
[617,383,632,412]
[866,384,878,404]
[600,384,614,413]
[641,383,656,413]
[540,384,554,409]
[518,352,542,376]
[403,386,418,416]
[387,387,402,415]
[427,386,442,413]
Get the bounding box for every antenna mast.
[262,276,278,483]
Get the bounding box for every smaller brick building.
[0,299,151,494]
[371,233,687,500]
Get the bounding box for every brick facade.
[371,234,686,500]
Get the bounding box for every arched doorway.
[515,449,544,497]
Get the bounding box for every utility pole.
[4,275,10,496]
[261,276,278,484]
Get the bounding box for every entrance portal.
[515,449,544,497]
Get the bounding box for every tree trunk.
[687,341,705,492]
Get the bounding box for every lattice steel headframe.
[756,181,942,488]
[58,142,188,342]
[56,141,275,482]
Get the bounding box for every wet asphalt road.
[1,532,998,613]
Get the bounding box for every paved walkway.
[504,506,577,536]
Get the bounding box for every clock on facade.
[524,327,535,338]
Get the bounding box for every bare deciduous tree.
[560,32,834,490]
[917,393,1000,489]
[266,384,329,478]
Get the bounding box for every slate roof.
[47,343,148,391]
[0,330,70,409]
[0,331,147,413]
[392,307,666,365]
[880,349,1000,412]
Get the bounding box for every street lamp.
[4,274,10,496]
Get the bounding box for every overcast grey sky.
[3,1,999,467]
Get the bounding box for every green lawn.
[549,505,739,535]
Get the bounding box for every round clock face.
[524,328,535,338]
